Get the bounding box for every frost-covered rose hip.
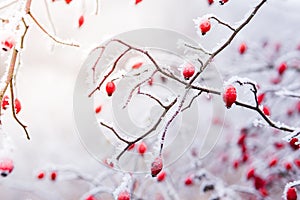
[223,85,237,108]
[151,157,163,177]
[199,19,211,35]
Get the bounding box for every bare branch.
[100,122,130,144]
[159,90,189,155]
[209,16,235,31]
[122,70,158,109]
[181,91,203,112]
[27,12,80,47]
[184,43,212,56]
[137,90,167,109]
[9,80,30,140]
[116,98,177,160]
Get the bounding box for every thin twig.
[0,0,18,11]
[209,16,235,31]
[123,70,158,109]
[100,122,130,144]
[95,0,99,15]
[27,12,80,47]
[160,90,189,155]
[181,91,203,112]
[137,90,167,109]
[184,43,212,55]
[116,98,177,160]
[43,0,57,39]
[9,80,30,140]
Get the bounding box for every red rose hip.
[223,85,237,108]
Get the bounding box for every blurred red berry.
[278,62,287,75]
[257,93,265,105]
[0,158,14,177]
[138,142,147,155]
[127,143,135,151]
[37,171,45,179]
[246,168,255,180]
[268,158,278,167]
[157,171,166,182]
[287,187,297,200]
[208,0,214,5]
[285,162,293,171]
[262,106,270,116]
[85,195,97,200]
[132,62,143,69]
[239,42,247,54]
[135,0,142,5]
[78,15,84,28]
[118,191,130,200]
[184,176,194,186]
[95,105,102,114]
[50,171,57,181]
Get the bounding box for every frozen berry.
[223,85,237,108]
